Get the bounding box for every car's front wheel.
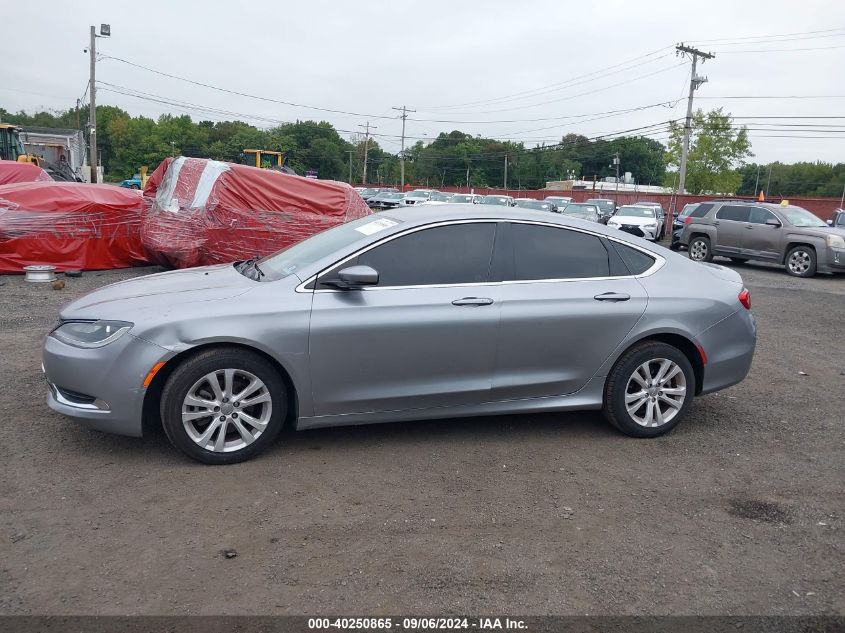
[160,347,287,464]
[688,236,712,262]
[603,342,695,437]
[784,246,816,278]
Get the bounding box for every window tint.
[689,203,713,218]
[610,242,656,275]
[510,224,610,280]
[748,207,777,224]
[355,223,496,287]
[716,205,751,222]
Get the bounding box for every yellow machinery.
[243,149,285,169]
[0,124,43,165]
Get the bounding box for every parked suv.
[680,201,845,277]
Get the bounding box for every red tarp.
[141,157,372,268]
[0,161,53,185]
[0,182,148,273]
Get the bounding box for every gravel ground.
[0,258,843,616]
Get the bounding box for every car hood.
[60,264,255,321]
[609,216,656,226]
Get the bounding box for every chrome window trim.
[295,218,665,294]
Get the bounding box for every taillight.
[683,216,693,225]
[738,288,751,310]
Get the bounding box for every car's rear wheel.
[784,246,816,277]
[688,236,712,262]
[603,342,695,438]
[160,347,287,464]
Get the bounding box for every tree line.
[2,104,842,198]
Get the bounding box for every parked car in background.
[449,193,484,204]
[607,205,663,241]
[635,202,667,239]
[560,203,601,223]
[515,198,556,212]
[429,192,453,202]
[368,191,405,210]
[585,198,616,224]
[479,195,515,206]
[358,188,381,201]
[401,189,436,206]
[42,205,756,464]
[545,196,573,208]
[681,201,845,277]
[670,203,700,250]
[829,209,845,228]
[119,176,143,189]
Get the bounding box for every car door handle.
[594,292,630,302]
[451,297,494,306]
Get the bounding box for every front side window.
[748,207,777,224]
[716,205,751,222]
[354,223,497,287]
[510,224,610,281]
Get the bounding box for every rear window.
[610,242,656,275]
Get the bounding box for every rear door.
[308,222,501,416]
[744,206,782,260]
[490,222,649,401]
[714,205,751,255]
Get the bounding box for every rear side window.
[716,205,751,222]
[510,224,610,280]
[610,242,656,275]
[689,203,713,218]
[356,223,496,287]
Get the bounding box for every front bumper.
[819,246,845,273]
[609,224,658,240]
[42,332,170,437]
[698,308,757,395]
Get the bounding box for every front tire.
[688,236,713,262]
[784,246,816,277]
[603,342,695,438]
[160,347,287,464]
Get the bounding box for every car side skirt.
[295,377,606,430]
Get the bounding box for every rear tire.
[688,236,712,262]
[603,342,695,438]
[784,246,816,278]
[160,347,287,464]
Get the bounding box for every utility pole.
[358,121,376,185]
[675,43,714,195]
[346,150,354,184]
[392,105,415,190]
[87,24,110,184]
[612,152,620,205]
[503,154,508,191]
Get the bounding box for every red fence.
[381,184,842,221]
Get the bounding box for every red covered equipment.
[0,182,148,273]
[0,162,53,185]
[141,157,371,268]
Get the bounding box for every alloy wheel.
[787,250,811,275]
[690,240,708,261]
[624,358,687,428]
[181,369,272,453]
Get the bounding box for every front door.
[490,222,648,401]
[743,206,782,260]
[714,205,751,255]
[308,222,501,416]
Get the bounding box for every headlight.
[644,223,657,229]
[827,234,845,249]
[52,320,133,348]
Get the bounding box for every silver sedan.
[42,206,756,464]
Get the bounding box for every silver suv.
[679,201,845,277]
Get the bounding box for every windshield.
[451,194,472,203]
[407,191,431,198]
[563,204,597,215]
[430,193,452,201]
[481,196,510,205]
[587,199,614,210]
[258,216,401,280]
[616,206,655,218]
[515,199,550,210]
[545,197,571,204]
[780,206,826,227]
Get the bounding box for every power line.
[712,44,845,53]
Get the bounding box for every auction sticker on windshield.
[355,217,399,235]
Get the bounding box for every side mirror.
[827,219,834,226]
[324,265,379,289]
[765,218,782,228]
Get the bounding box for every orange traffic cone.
[758,190,765,202]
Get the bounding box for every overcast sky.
[4,0,844,165]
